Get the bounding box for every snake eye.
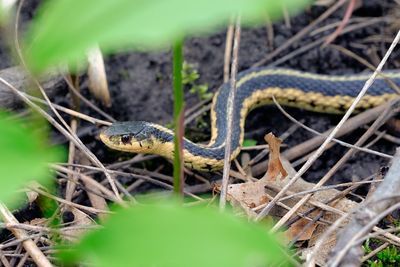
[121,134,132,144]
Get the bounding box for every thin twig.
[329,44,400,93]
[251,98,400,176]
[273,97,393,159]
[0,202,53,267]
[65,119,78,202]
[256,29,400,224]
[361,243,390,262]
[266,17,388,68]
[12,7,120,206]
[26,187,110,214]
[323,0,356,45]
[24,93,111,125]
[253,0,347,67]
[276,102,394,232]
[223,21,234,83]
[219,16,241,209]
[63,75,116,122]
[327,148,400,266]
[0,77,124,204]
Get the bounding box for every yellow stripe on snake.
[100,68,400,171]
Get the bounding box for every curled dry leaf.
[226,153,357,265]
[225,132,286,217]
[274,159,357,265]
[263,133,287,181]
[25,181,41,204]
[87,45,111,107]
[284,217,318,242]
[224,131,355,264]
[225,179,271,218]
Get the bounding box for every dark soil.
[101,0,400,184]
[2,0,400,186]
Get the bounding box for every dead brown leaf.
[226,180,271,217]
[285,217,318,242]
[263,133,287,181]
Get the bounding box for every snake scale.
[100,68,400,171]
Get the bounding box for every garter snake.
[100,68,400,171]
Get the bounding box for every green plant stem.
[172,38,184,196]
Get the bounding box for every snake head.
[100,121,156,153]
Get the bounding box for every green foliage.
[367,260,383,267]
[25,0,310,73]
[364,242,400,267]
[182,62,212,101]
[0,113,63,207]
[363,239,373,254]
[375,246,400,266]
[172,40,184,195]
[0,2,9,24]
[0,6,4,24]
[243,139,257,147]
[60,200,290,267]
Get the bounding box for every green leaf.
[243,139,257,147]
[25,0,310,73]
[0,113,64,207]
[61,200,290,267]
[0,1,10,24]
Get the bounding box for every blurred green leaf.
[0,113,63,206]
[25,0,310,73]
[0,2,8,24]
[61,200,290,267]
[243,139,257,147]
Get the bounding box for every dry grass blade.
[305,29,400,266]
[0,77,124,204]
[11,0,122,205]
[0,67,63,109]
[327,148,400,266]
[255,29,400,224]
[24,93,111,125]
[65,112,79,205]
[323,0,356,45]
[63,75,116,122]
[329,44,400,93]
[54,165,117,203]
[0,202,53,267]
[362,243,390,262]
[267,17,389,68]
[251,97,400,176]
[27,186,111,214]
[293,101,397,263]
[219,16,241,209]
[87,45,111,107]
[253,0,347,67]
[223,21,234,83]
[273,97,393,159]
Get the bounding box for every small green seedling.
[182,62,212,101]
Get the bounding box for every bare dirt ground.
[98,0,400,184]
[1,0,400,265]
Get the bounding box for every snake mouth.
[99,130,115,148]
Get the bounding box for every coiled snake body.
[100,68,400,171]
